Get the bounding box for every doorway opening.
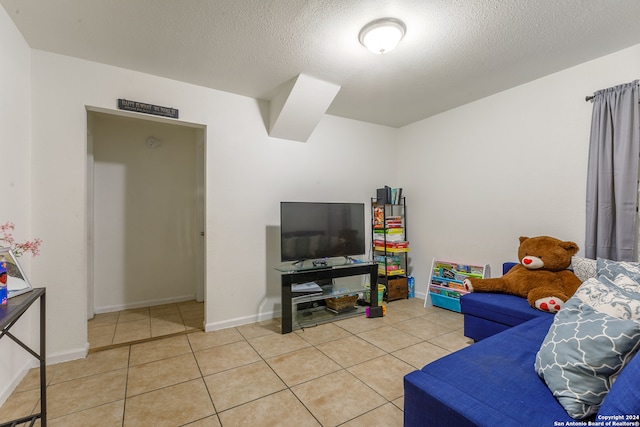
[86,109,205,350]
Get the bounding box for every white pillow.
[573,276,640,320]
[571,256,597,282]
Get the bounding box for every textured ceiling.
[3,0,640,127]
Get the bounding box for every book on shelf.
[374,246,410,253]
[380,268,406,276]
[375,254,402,264]
[429,284,468,298]
[373,206,385,229]
[434,262,484,278]
[374,240,409,249]
[374,227,404,234]
[375,186,403,205]
[431,278,467,291]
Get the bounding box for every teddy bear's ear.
[560,241,579,255]
[519,236,530,244]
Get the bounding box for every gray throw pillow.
[535,296,640,419]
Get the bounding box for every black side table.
[0,288,46,427]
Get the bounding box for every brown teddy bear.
[463,236,582,313]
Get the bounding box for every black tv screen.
[280,202,366,262]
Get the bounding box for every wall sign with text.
[117,99,179,119]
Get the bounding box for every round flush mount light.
[145,136,162,148]
[358,18,406,54]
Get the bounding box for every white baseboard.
[204,309,279,332]
[46,343,89,365]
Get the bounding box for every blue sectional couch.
[404,260,640,426]
[404,314,640,426]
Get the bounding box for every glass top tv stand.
[276,259,379,334]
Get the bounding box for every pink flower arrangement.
[0,221,42,257]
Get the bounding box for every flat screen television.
[280,202,366,262]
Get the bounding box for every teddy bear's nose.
[523,258,532,265]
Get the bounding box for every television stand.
[276,260,378,334]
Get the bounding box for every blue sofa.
[404,314,640,426]
[404,263,640,426]
[461,262,552,341]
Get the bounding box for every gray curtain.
[585,80,639,261]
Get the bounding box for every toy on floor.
[463,236,582,313]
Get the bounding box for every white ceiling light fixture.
[358,18,406,54]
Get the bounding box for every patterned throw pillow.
[535,297,640,419]
[573,277,640,320]
[571,256,597,282]
[612,273,640,295]
[597,258,640,283]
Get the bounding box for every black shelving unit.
[372,196,409,301]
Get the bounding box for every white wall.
[27,50,397,362]
[0,6,40,405]
[399,43,640,298]
[91,112,199,312]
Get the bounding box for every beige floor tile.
[294,322,352,345]
[88,312,119,327]
[182,308,204,326]
[47,369,127,419]
[333,314,385,334]
[316,335,386,368]
[218,390,320,427]
[183,415,222,426]
[178,301,204,316]
[14,367,47,393]
[126,353,201,397]
[391,315,457,340]
[113,324,151,344]
[118,308,150,323]
[187,328,245,352]
[248,330,311,359]
[129,334,192,366]
[47,400,124,427]
[114,317,151,332]
[357,326,422,353]
[123,378,214,427]
[377,306,416,325]
[266,347,341,386]
[88,333,116,349]
[0,388,40,424]
[392,340,451,369]
[150,314,186,337]
[236,319,281,339]
[392,396,404,410]
[389,297,427,313]
[341,402,404,427]
[427,329,472,352]
[423,308,464,329]
[150,303,180,317]
[195,341,261,376]
[348,354,415,401]
[292,370,386,426]
[204,361,286,411]
[87,323,116,339]
[50,347,130,384]
[183,315,205,330]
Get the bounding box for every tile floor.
[0,298,471,427]
[87,301,206,351]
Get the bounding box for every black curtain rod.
[585,95,640,103]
